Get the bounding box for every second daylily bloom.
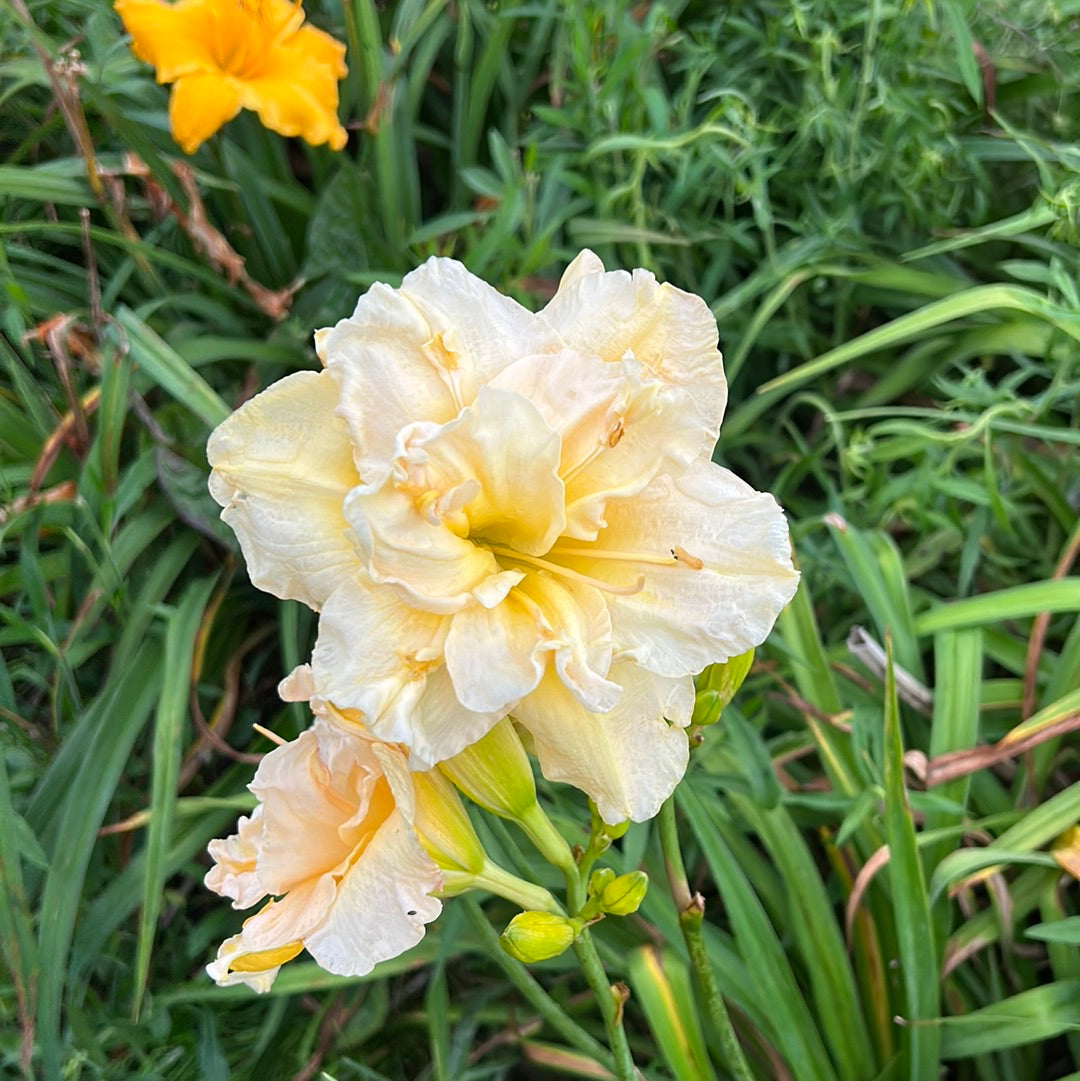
[114,0,348,153]
[209,251,799,823]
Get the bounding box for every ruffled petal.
[207,369,360,611]
[248,729,371,895]
[395,258,562,403]
[242,37,348,150]
[114,0,216,83]
[513,662,693,824]
[345,477,518,614]
[168,72,243,154]
[443,590,549,714]
[518,573,620,712]
[303,810,443,977]
[492,350,706,540]
[564,458,800,677]
[205,808,265,909]
[540,252,728,449]
[206,932,286,992]
[318,285,461,480]
[395,387,566,557]
[300,578,504,767]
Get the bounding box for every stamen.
[487,546,644,596]
[253,723,287,746]
[671,545,704,570]
[553,544,681,568]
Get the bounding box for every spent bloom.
[204,717,442,991]
[208,251,799,824]
[114,0,347,154]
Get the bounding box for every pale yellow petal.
[168,72,242,153]
[443,591,550,714]
[345,479,515,614]
[318,284,462,480]
[404,387,566,557]
[115,0,215,83]
[207,369,360,611]
[206,933,282,992]
[304,811,442,977]
[517,573,620,712]
[396,257,563,404]
[564,459,800,677]
[541,263,727,448]
[513,663,692,824]
[492,350,705,540]
[306,577,504,767]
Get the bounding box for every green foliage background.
[2,0,1079,1078]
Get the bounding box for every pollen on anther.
[671,545,704,570]
[607,418,625,447]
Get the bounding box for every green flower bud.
[499,911,579,963]
[439,718,538,821]
[587,867,617,900]
[692,649,755,726]
[600,870,648,916]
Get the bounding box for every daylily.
[114,0,348,154]
[209,251,799,823]
[204,718,442,991]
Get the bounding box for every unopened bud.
[587,868,616,899]
[600,871,648,916]
[499,911,579,963]
[693,649,755,726]
[440,718,537,821]
[411,768,487,883]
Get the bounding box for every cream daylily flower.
[204,719,442,991]
[209,251,799,824]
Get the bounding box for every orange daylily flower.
[114,0,348,154]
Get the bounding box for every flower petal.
[248,728,380,896]
[205,808,265,909]
[318,286,461,480]
[396,258,563,404]
[114,0,215,83]
[492,350,706,540]
[565,458,800,677]
[443,590,549,714]
[243,37,348,150]
[541,254,728,449]
[168,71,243,154]
[303,810,443,978]
[207,369,359,611]
[301,577,504,767]
[513,662,693,824]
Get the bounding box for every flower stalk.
[658,797,755,1081]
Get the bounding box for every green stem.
[469,859,565,915]
[462,897,616,1072]
[658,797,756,1081]
[572,928,637,1081]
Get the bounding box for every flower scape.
[114,0,348,154]
[204,250,800,988]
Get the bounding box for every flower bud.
[411,767,487,884]
[439,718,537,821]
[587,867,617,899]
[600,871,648,916]
[693,649,755,726]
[499,911,579,963]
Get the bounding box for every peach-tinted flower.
[204,719,441,990]
[209,251,799,824]
[114,0,347,154]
